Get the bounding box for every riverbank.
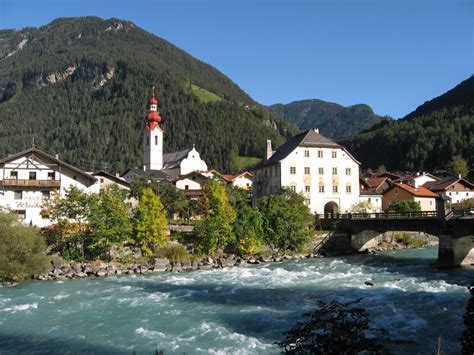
[28,231,440,282]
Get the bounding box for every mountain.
[0,17,297,173]
[348,76,474,172]
[268,99,390,141]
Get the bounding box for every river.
[0,246,472,354]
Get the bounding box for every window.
[14,191,22,200]
[395,189,399,195]
[345,168,351,176]
[15,210,26,220]
[346,185,351,193]
[305,185,311,193]
[319,167,324,175]
[304,167,310,175]
[29,172,36,180]
[100,178,104,183]
[333,185,338,193]
[290,185,296,192]
[449,192,452,196]
[430,200,433,206]
[42,191,50,200]
[332,151,337,158]
[332,167,337,175]
[10,171,18,179]
[155,136,158,145]
[185,185,189,190]
[304,150,310,157]
[319,185,325,193]
[368,197,372,202]
[318,150,323,158]
[305,198,311,205]
[73,176,77,180]
[48,172,55,180]
[290,167,296,174]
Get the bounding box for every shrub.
[0,211,49,282]
[388,200,422,213]
[157,244,190,264]
[277,299,392,354]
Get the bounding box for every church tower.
[143,87,163,171]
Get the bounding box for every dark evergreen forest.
[348,76,474,171]
[0,17,296,173]
[269,100,391,141]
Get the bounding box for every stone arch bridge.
[319,210,474,268]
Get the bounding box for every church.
[121,88,208,183]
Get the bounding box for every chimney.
[313,128,319,134]
[266,140,273,160]
[55,154,59,159]
[116,173,120,178]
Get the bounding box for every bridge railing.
[318,211,438,220]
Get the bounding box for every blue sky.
[0,0,472,118]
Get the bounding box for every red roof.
[391,183,439,198]
[367,177,387,189]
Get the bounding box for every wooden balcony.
[1,179,61,188]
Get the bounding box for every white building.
[252,128,361,214]
[0,147,98,227]
[123,88,208,182]
[424,177,474,204]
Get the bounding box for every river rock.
[365,281,374,287]
[116,269,122,275]
[247,259,260,265]
[199,264,212,270]
[72,263,83,273]
[74,272,87,278]
[96,270,106,277]
[181,261,194,271]
[52,258,63,269]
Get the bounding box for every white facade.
[358,193,383,213]
[0,148,98,227]
[163,147,208,178]
[143,126,163,171]
[231,173,253,190]
[253,129,361,214]
[445,190,474,204]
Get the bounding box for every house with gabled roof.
[0,147,98,227]
[395,172,439,188]
[424,177,473,204]
[382,182,438,211]
[252,128,361,214]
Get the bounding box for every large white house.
[252,128,361,214]
[123,88,207,182]
[0,148,99,227]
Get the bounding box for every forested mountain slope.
[348,76,474,171]
[0,17,296,173]
[268,99,390,141]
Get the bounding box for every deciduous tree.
[133,187,168,254]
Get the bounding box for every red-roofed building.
[382,183,438,211]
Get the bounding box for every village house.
[0,147,99,227]
[395,172,439,188]
[423,176,474,204]
[252,128,361,214]
[382,183,438,211]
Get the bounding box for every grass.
[189,84,222,103]
[235,155,261,170]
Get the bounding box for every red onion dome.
[147,111,161,123]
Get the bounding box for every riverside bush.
[157,244,190,264]
[0,210,49,282]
